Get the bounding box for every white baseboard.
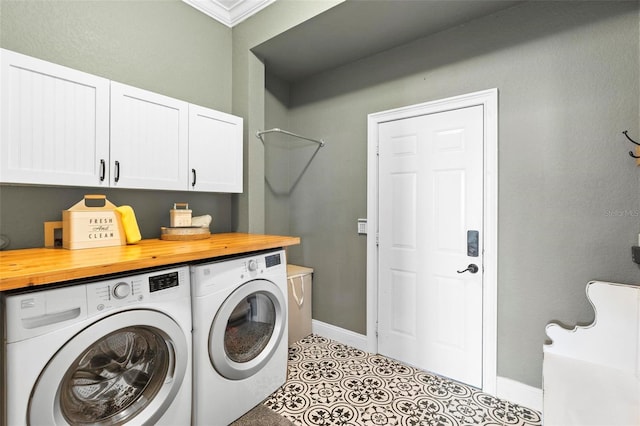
[311,319,368,352]
[311,320,543,414]
[496,376,543,412]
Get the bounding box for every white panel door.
[0,49,110,187]
[188,104,243,193]
[377,105,483,387]
[110,82,188,190]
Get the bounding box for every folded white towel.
[191,214,212,229]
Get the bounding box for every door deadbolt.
[457,264,479,274]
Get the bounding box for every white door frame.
[366,88,498,395]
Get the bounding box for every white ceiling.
[182,0,275,27]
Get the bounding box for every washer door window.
[29,310,188,425]
[209,279,285,380]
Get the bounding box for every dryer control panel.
[265,252,282,268]
[191,250,286,298]
[242,252,282,273]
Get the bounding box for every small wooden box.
[62,195,125,250]
[170,203,192,227]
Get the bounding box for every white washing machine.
[2,266,192,426]
[190,249,288,425]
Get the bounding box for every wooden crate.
[62,195,125,250]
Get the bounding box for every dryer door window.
[29,310,188,426]
[210,279,286,380]
[225,292,275,363]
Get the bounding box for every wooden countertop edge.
[0,233,300,292]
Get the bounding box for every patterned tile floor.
[264,334,542,426]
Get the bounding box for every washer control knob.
[247,259,258,272]
[113,282,131,299]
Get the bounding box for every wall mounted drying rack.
[257,128,325,195]
[256,128,326,147]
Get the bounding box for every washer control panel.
[247,259,259,272]
[87,266,189,315]
[149,270,180,292]
[112,282,131,299]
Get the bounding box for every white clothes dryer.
[2,266,192,426]
[190,249,288,425]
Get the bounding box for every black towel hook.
[623,130,640,159]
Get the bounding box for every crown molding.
[182,0,276,27]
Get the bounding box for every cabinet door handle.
[99,159,106,182]
[114,161,120,183]
[192,168,197,187]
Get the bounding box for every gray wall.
[1,0,232,110]
[2,0,639,391]
[267,1,640,388]
[264,72,293,237]
[231,0,342,233]
[0,185,232,249]
[0,0,234,249]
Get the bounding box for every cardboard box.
[62,195,125,250]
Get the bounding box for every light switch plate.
[358,218,367,235]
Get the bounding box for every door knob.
[457,264,479,274]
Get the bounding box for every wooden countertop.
[0,233,300,292]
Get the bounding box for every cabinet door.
[188,104,243,193]
[0,49,110,187]
[110,82,188,190]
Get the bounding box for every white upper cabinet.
[0,49,110,187]
[188,104,243,193]
[110,82,189,191]
[1,49,243,193]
